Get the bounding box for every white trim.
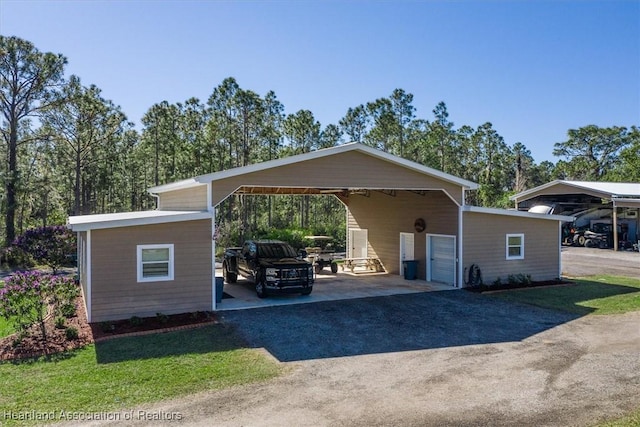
[612,197,640,208]
[458,206,463,288]
[68,210,211,231]
[506,234,525,260]
[510,180,640,202]
[137,244,175,282]
[147,178,202,194]
[463,205,575,222]
[86,230,92,323]
[558,222,562,279]
[149,143,479,194]
[210,188,217,311]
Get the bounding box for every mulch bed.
[0,296,218,362]
[465,279,575,293]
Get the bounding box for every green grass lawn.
[0,279,12,338]
[0,324,281,426]
[597,407,640,427]
[488,275,640,315]
[0,317,12,338]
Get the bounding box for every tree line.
[2,35,639,248]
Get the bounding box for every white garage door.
[427,234,456,286]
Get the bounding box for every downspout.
[208,183,216,311]
[86,230,92,323]
[458,188,465,288]
[612,199,619,252]
[149,192,160,210]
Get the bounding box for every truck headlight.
[266,268,277,282]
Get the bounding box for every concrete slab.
[216,270,454,311]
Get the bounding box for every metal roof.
[463,205,575,222]
[67,210,211,231]
[510,180,640,202]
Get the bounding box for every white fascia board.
[68,210,212,232]
[612,197,640,208]
[509,180,564,201]
[147,178,202,194]
[511,180,640,201]
[463,205,575,222]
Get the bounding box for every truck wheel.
[314,263,323,274]
[223,263,237,284]
[301,287,312,296]
[330,262,338,274]
[256,280,268,298]
[577,235,586,246]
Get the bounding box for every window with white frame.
[137,244,174,282]
[506,234,524,260]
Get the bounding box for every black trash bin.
[402,260,419,280]
[215,276,224,303]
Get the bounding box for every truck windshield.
[257,243,297,259]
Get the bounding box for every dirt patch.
[0,297,218,361]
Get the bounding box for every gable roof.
[510,180,640,202]
[148,143,479,194]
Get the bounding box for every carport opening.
[213,187,459,309]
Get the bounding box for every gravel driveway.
[71,290,640,427]
[562,246,640,277]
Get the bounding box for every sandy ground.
[561,245,640,278]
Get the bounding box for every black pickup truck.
[222,240,314,298]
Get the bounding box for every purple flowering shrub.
[0,271,79,342]
[12,226,77,273]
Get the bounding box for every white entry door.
[349,229,368,258]
[399,232,414,275]
[427,234,456,285]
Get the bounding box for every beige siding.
[463,212,560,284]
[212,151,465,206]
[90,219,212,322]
[346,190,458,277]
[158,185,208,210]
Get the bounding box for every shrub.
[0,246,35,269]
[0,271,80,343]
[156,312,169,324]
[55,316,66,329]
[65,326,79,340]
[12,226,77,273]
[129,316,144,326]
[507,273,532,286]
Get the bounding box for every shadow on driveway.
[220,290,579,362]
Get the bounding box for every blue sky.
[1,0,638,163]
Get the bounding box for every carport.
[511,180,640,251]
[149,143,479,307]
